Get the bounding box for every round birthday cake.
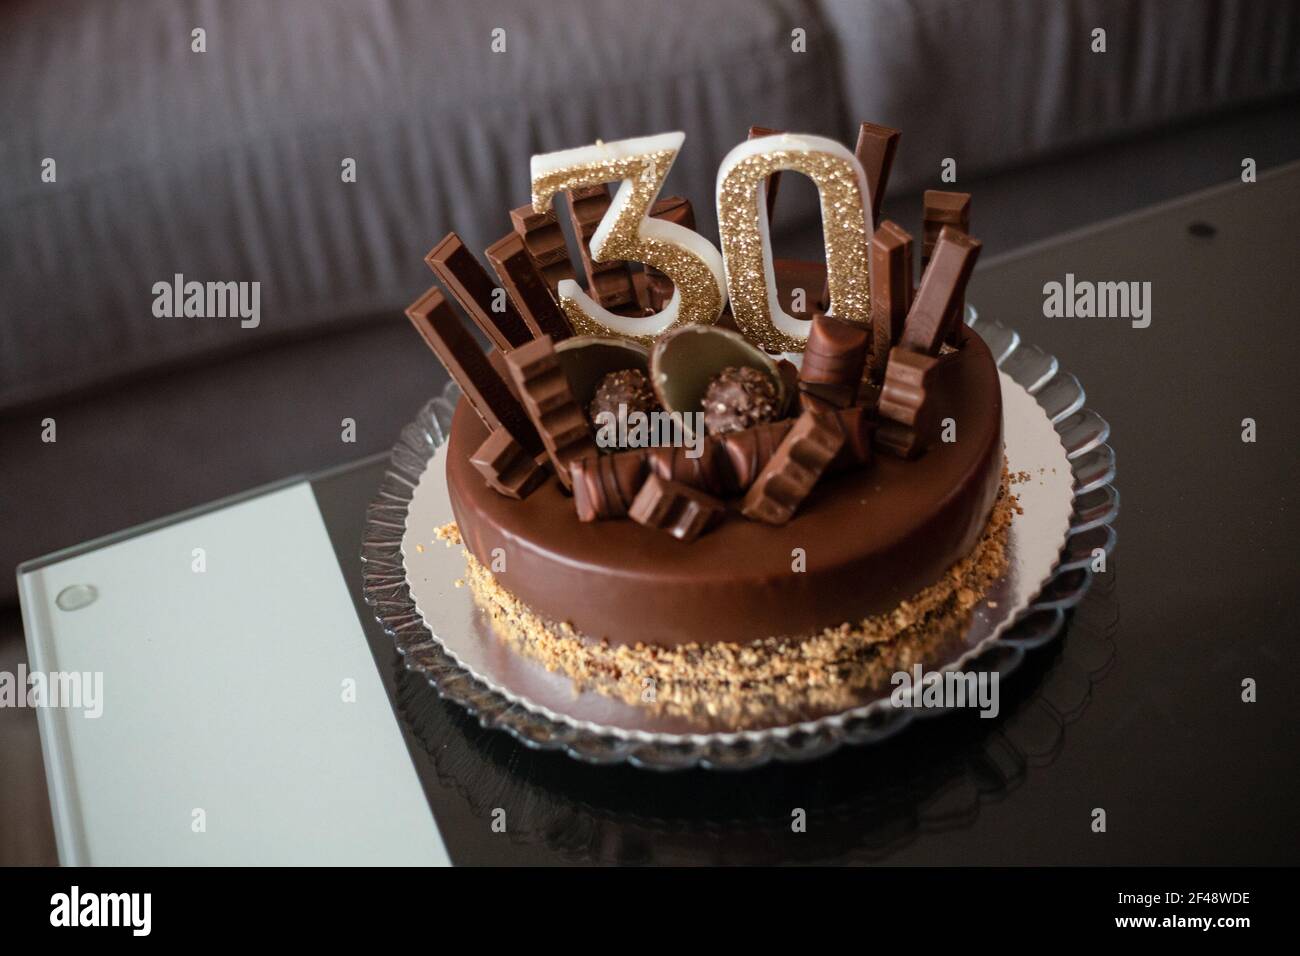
[406,126,1013,723]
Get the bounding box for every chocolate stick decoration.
[868,220,914,382]
[644,196,696,312]
[426,233,534,352]
[821,121,901,310]
[898,225,981,356]
[564,184,640,313]
[503,335,598,491]
[404,286,542,455]
[922,190,972,344]
[747,126,783,221]
[509,204,577,294]
[485,231,573,341]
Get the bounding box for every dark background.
[2,0,1299,864]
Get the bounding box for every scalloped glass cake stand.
[361,313,1118,771]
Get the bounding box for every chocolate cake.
[405,125,1013,724]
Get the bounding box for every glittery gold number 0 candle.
[716,134,873,353]
[531,133,727,344]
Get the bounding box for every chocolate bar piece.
[799,314,869,408]
[485,231,572,341]
[748,126,783,221]
[722,408,871,492]
[405,286,541,455]
[820,121,901,309]
[740,410,845,525]
[644,196,696,311]
[426,233,533,352]
[923,191,972,345]
[855,122,901,224]
[510,204,576,294]
[869,220,914,382]
[875,346,947,459]
[899,226,981,356]
[564,184,639,312]
[570,451,650,521]
[647,439,733,497]
[503,335,597,490]
[628,473,725,542]
[471,428,548,499]
[922,190,971,266]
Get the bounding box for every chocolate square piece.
[564,184,640,312]
[510,204,576,293]
[471,429,548,499]
[628,473,725,542]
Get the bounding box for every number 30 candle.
[530,132,727,344]
[717,134,873,353]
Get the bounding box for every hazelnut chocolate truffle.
[702,365,781,434]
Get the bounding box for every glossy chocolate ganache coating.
[446,262,1004,648]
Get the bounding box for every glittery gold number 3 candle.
[716,134,873,353]
[531,133,727,344]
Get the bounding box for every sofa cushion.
[0,0,844,411]
[820,0,1300,195]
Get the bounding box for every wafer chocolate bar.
[405,286,542,455]
[799,313,869,408]
[510,204,576,293]
[564,184,639,312]
[485,231,573,341]
[570,451,650,521]
[426,233,534,352]
[821,121,901,309]
[503,335,597,490]
[869,220,914,382]
[647,439,733,498]
[875,346,954,458]
[628,473,725,542]
[471,428,549,499]
[855,122,901,223]
[645,196,696,311]
[740,410,845,525]
[922,190,970,267]
[899,226,981,356]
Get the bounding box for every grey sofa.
[3,0,1299,602]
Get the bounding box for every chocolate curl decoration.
[868,221,914,382]
[404,285,542,456]
[740,409,845,525]
[898,226,981,356]
[564,184,640,314]
[503,335,598,491]
[799,313,869,408]
[485,231,573,341]
[509,204,576,294]
[821,121,901,309]
[923,191,972,345]
[644,196,696,311]
[747,126,784,221]
[471,428,548,499]
[570,450,650,521]
[426,233,533,352]
[629,473,726,542]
